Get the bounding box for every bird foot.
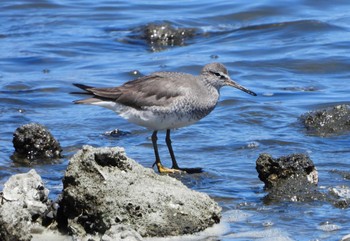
[152,162,203,174]
[155,163,184,174]
[173,167,203,174]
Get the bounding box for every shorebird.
[73,63,256,173]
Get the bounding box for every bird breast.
[172,85,220,121]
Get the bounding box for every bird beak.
[225,78,257,96]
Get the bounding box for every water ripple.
[1,0,350,239]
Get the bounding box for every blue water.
[1,0,350,240]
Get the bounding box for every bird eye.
[209,71,225,79]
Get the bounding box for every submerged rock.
[256,153,323,203]
[256,155,350,206]
[300,104,350,136]
[13,123,62,160]
[106,22,199,51]
[58,145,221,239]
[0,169,50,241]
[137,22,196,51]
[329,186,350,208]
[262,175,326,203]
[144,23,196,43]
[104,128,130,137]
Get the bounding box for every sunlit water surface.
[1,0,350,240]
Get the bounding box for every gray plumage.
[73,62,256,173]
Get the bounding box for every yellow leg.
[151,130,202,174]
[156,162,184,174]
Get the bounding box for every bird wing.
[74,73,187,110]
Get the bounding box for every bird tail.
[70,83,94,94]
[71,83,101,104]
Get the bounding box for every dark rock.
[143,23,196,43]
[104,129,130,137]
[256,153,318,189]
[141,22,196,51]
[262,175,326,204]
[300,104,350,136]
[330,169,350,180]
[256,156,350,206]
[13,123,62,160]
[329,186,350,208]
[106,22,198,52]
[58,145,221,239]
[0,169,50,241]
[256,153,323,203]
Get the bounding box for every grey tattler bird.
[73,63,257,173]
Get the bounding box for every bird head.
[201,63,257,96]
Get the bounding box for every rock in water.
[300,104,350,136]
[256,153,318,189]
[136,22,196,51]
[256,153,324,203]
[58,146,221,238]
[13,123,62,160]
[143,23,196,45]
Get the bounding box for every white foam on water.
[226,228,294,241]
[144,220,229,241]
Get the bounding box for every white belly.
[90,101,202,130]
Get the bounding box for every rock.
[256,153,324,203]
[327,171,350,208]
[256,153,318,189]
[330,169,350,180]
[143,23,196,43]
[0,201,33,241]
[58,145,221,239]
[300,104,350,136]
[317,221,341,232]
[0,169,50,241]
[2,169,49,213]
[12,123,62,160]
[328,186,350,208]
[104,129,130,137]
[139,22,196,51]
[106,22,198,51]
[329,186,350,200]
[262,175,326,203]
